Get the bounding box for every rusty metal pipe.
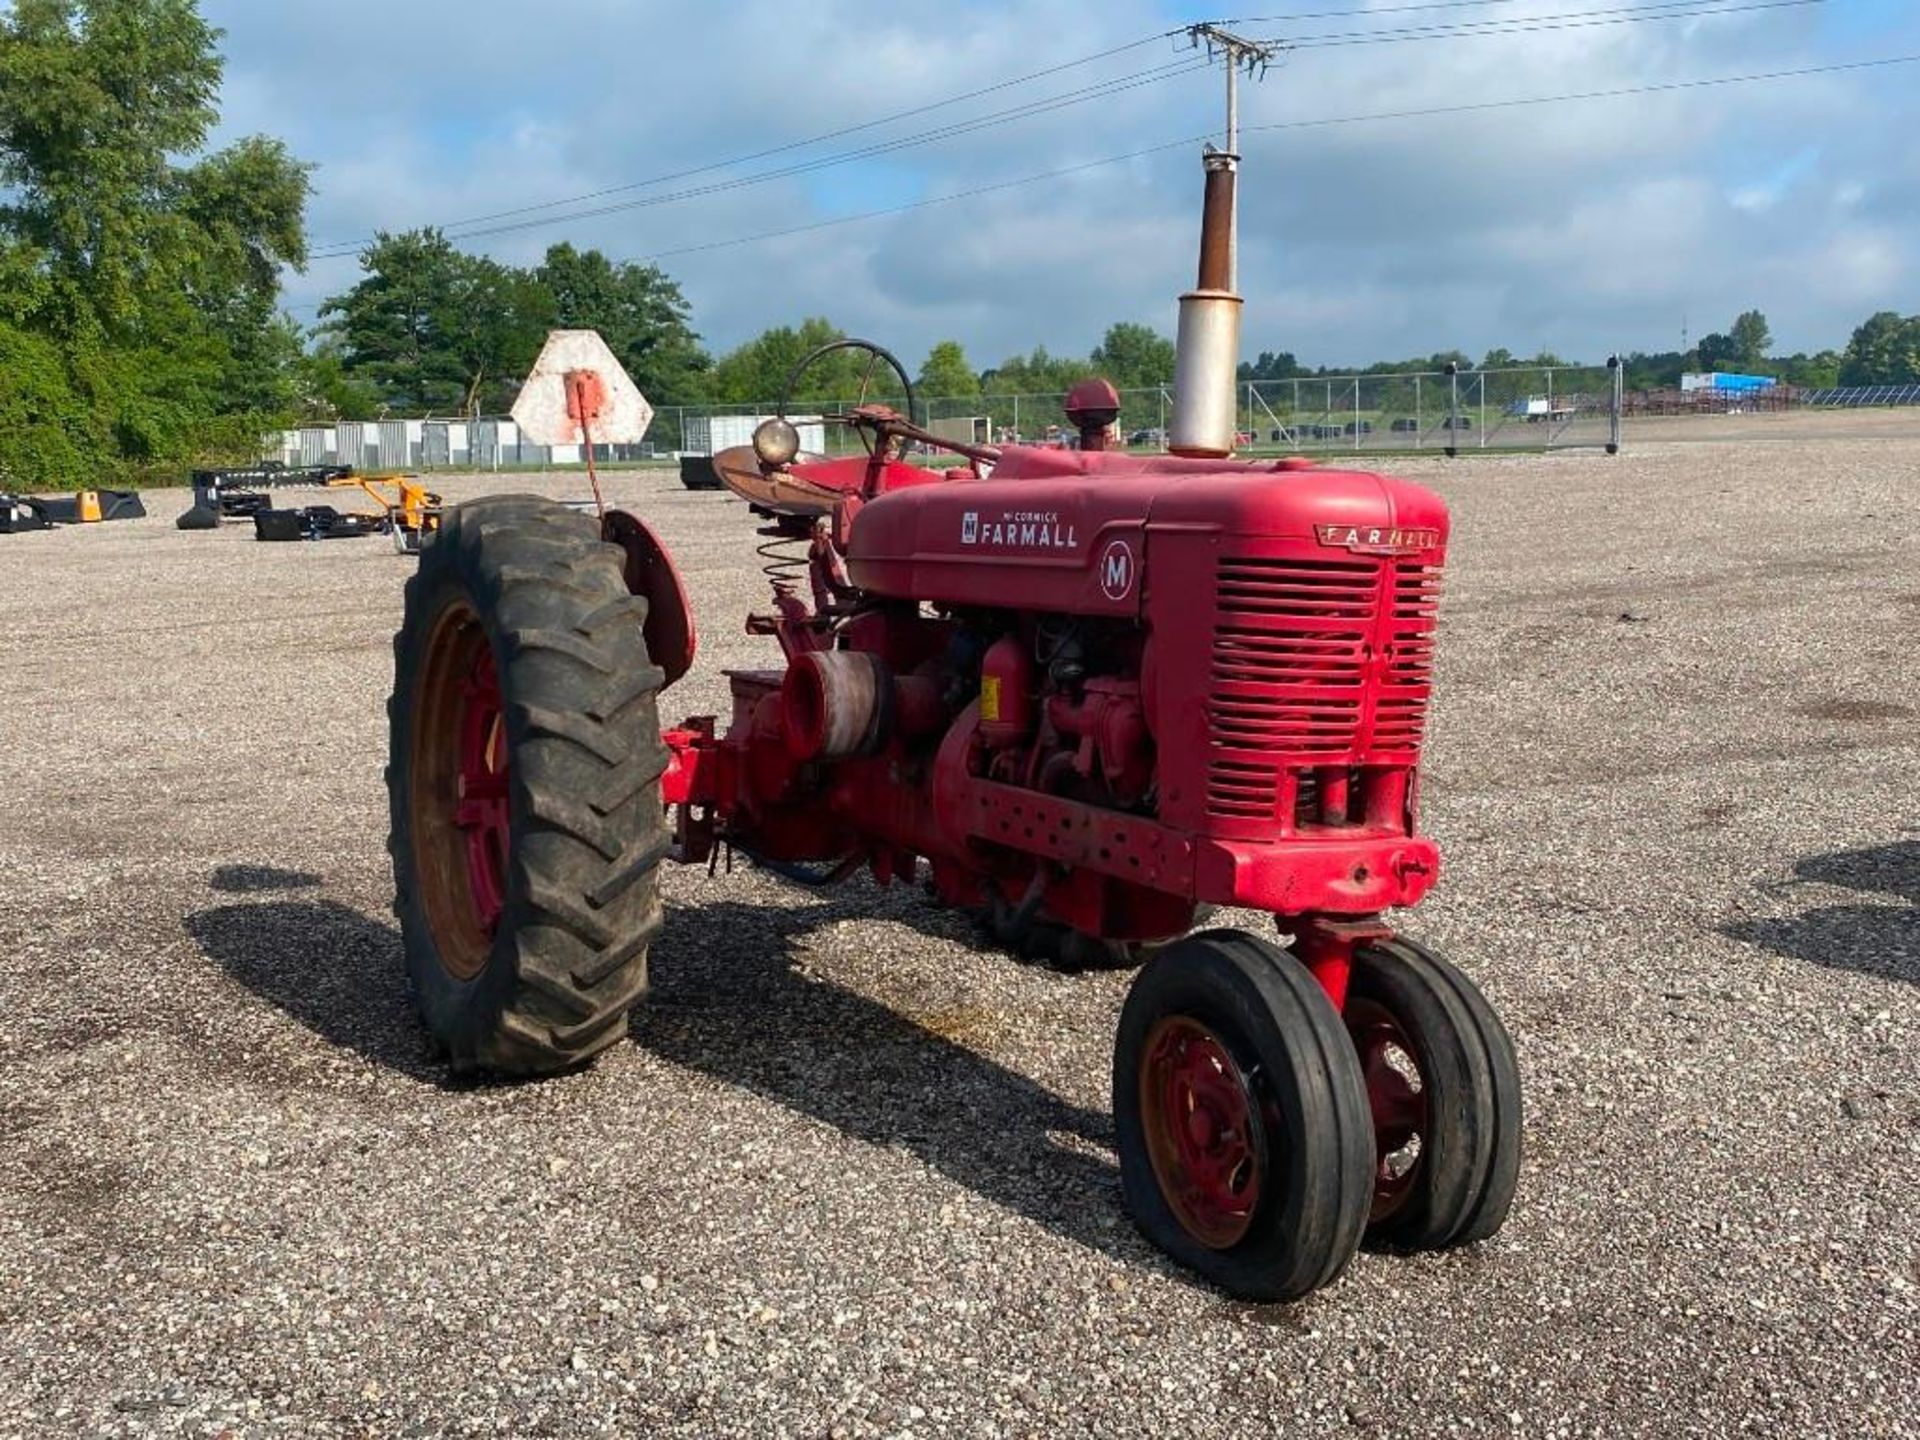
[1197,157,1237,292]
[1170,152,1245,460]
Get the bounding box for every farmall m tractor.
[386,152,1521,1302]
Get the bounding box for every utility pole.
[1168,22,1282,457]
[1185,22,1282,289]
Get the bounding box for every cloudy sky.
[203,0,1917,372]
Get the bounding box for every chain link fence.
[657,363,1626,459]
[270,363,1628,470]
[1245,363,1625,455]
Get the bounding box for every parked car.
[1390,417,1420,433]
[1438,415,1475,430]
[1344,420,1374,436]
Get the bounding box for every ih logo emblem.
[961,512,979,545]
[1100,538,1137,602]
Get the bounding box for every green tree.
[0,319,93,487]
[175,135,313,416]
[1240,350,1302,382]
[446,256,552,415]
[1729,309,1772,371]
[534,242,709,407]
[319,229,545,415]
[982,345,1087,398]
[0,0,221,330]
[1090,321,1175,388]
[1620,350,1688,390]
[291,339,382,422]
[1694,332,1737,372]
[709,318,896,408]
[1840,311,1920,386]
[1772,350,1841,390]
[917,340,979,400]
[0,0,314,485]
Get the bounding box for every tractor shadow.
[184,874,1170,1272]
[185,896,445,1083]
[1722,840,1920,987]
[209,863,324,895]
[633,890,1160,1269]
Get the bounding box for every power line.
[1221,0,1530,20]
[630,54,1920,262]
[280,51,1904,315]
[1273,0,1826,49]
[310,0,1817,262]
[1221,0,1761,22]
[308,27,1184,253]
[283,46,1905,309]
[309,53,1212,260]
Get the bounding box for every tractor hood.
[844,446,1449,616]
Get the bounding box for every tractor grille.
[1204,555,1440,822]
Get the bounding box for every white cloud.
[199,0,1920,370]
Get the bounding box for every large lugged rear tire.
[388,495,669,1075]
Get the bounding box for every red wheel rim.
[1347,998,1429,1221]
[410,601,509,982]
[454,647,510,937]
[1138,1016,1265,1249]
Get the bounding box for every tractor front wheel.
[388,495,669,1075]
[1345,937,1522,1250]
[1113,930,1374,1302]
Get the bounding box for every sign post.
[512,330,654,516]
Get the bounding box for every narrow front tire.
[1114,929,1374,1302]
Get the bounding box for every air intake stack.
[1169,24,1276,459]
[1168,148,1245,458]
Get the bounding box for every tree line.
[314,237,1183,424]
[1240,309,1898,394]
[1,0,310,490]
[6,2,1920,490]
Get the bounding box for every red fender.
[602,510,697,689]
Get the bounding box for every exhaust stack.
[1169,150,1244,458]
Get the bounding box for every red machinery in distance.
[387,165,1520,1305]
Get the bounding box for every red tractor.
[385,160,1520,1302]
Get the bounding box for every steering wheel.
[779,339,919,456]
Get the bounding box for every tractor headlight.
[753,417,800,468]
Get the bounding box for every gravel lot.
[1,436,1915,1438]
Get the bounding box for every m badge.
[1099,538,1137,602]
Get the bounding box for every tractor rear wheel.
[1113,929,1374,1302]
[388,495,669,1075]
[1345,937,1522,1251]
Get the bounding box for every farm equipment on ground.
[2,488,146,533]
[328,473,443,553]
[384,145,1521,1303]
[241,473,442,550]
[1,494,51,534]
[252,505,387,543]
[178,463,355,529]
